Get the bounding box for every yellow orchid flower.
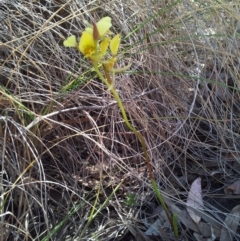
[79,31,95,57]
[85,17,112,38]
[110,34,120,56]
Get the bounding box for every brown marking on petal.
[93,22,99,41]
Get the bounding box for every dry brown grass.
[0,0,240,240]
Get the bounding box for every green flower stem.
[152,179,174,231]
[93,63,175,231]
[93,64,153,178]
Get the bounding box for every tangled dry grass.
[0,0,240,240]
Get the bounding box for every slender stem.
[152,179,173,228]
[93,63,174,230]
[94,64,153,180]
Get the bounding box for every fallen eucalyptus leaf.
[224,180,240,195]
[187,205,222,230]
[220,204,240,241]
[163,197,200,233]
[193,232,208,241]
[198,221,221,238]
[187,177,204,224]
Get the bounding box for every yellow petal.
[110,34,120,56]
[100,38,110,55]
[63,35,77,47]
[79,31,95,57]
[97,17,112,37]
[85,27,93,35]
[99,16,111,24]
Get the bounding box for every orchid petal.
[63,35,77,47]
[110,34,120,56]
[97,17,112,37]
[100,38,110,55]
[79,31,95,57]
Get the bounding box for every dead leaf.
[220,204,240,241]
[177,209,200,233]
[145,218,162,236]
[161,196,200,233]
[187,205,222,230]
[198,221,221,239]
[186,177,204,224]
[224,180,240,194]
[193,232,208,241]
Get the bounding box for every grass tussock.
[0,0,240,240]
